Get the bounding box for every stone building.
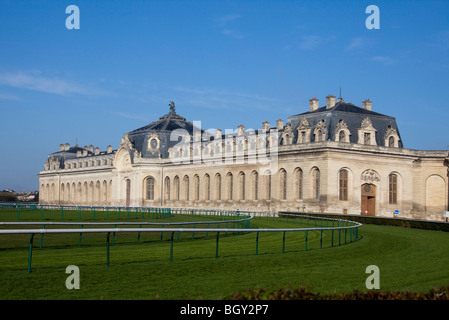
[38,97,449,221]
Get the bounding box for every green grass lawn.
[0,209,448,300]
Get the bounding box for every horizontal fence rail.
[0,203,255,221]
[0,205,362,273]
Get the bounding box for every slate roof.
[127,104,203,159]
[128,110,199,134]
[287,99,403,147]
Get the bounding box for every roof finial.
[338,87,343,101]
[169,101,175,114]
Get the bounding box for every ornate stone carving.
[360,117,375,130]
[361,169,380,183]
[148,132,161,154]
[298,116,310,129]
[335,119,348,132]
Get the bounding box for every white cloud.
[112,111,147,121]
[0,71,104,96]
[215,14,243,39]
[299,35,335,50]
[345,37,369,52]
[371,56,395,65]
[172,85,284,112]
[0,92,20,101]
[215,14,241,27]
[222,28,244,39]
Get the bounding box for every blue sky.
[1,0,449,191]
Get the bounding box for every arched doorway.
[361,183,376,216]
[125,179,131,207]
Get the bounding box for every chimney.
[262,121,270,132]
[215,129,222,139]
[309,98,319,112]
[194,130,201,141]
[89,145,94,153]
[238,124,245,135]
[107,145,113,153]
[95,147,100,155]
[59,144,64,151]
[362,99,372,111]
[276,119,284,130]
[326,95,336,109]
[64,143,70,151]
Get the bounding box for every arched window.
[266,171,272,200]
[183,175,190,200]
[205,174,210,201]
[339,130,346,142]
[316,130,322,142]
[389,173,398,204]
[227,173,233,200]
[215,174,222,200]
[280,169,287,200]
[389,136,395,147]
[252,171,259,200]
[146,177,155,200]
[102,180,108,203]
[239,172,245,200]
[295,168,303,200]
[174,176,180,200]
[313,168,320,199]
[164,177,170,201]
[339,169,348,201]
[194,175,200,200]
[66,183,71,203]
[83,182,88,204]
[60,183,65,203]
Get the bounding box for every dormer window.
[316,130,323,142]
[388,136,395,147]
[364,133,371,145]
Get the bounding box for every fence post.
[40,225,45,249]
[305,230,308,251]
[320,229,323,249]
[215,232,220,259]
[27,233,35,273]
[256,231,259,255]
[137,225,142,243]
[282,231,286,253]
[112,225,117,245]
[106,232,110,267]
[331,229,334,247]
[170,232,174,262]
[79,225,83,247]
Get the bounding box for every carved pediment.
[335,119,348,132]
[361,169,380,183]
[384,126,398,139]
[314,120,327,133]
[298,116,310,129]
[360,117,376,131]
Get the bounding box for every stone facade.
[38,97,449,221]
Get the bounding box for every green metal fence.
[0,206,362,273]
